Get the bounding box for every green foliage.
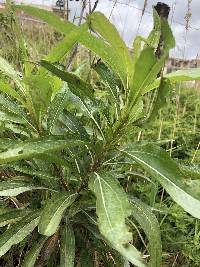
[0,4,200,267]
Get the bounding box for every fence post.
[154,2,170,59]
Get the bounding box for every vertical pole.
[154,2,170,59]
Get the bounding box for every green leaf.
[0,136,84,165]
[89,172,146,267]
[93,61,120,106]
[38,192,77,236]
[66,92,104,139]
[80,249,93,267]
[47,84,69,134]
[60,110,89,140]
[122,144,200,219]
[146,9,161,49]
[0,80,25,104]
[15,5,75,34]
[0,211,40,257]
[166,68,200,81]
[88,12,132,83]
[161,18,175,50]
[15,6,127,87]
[22,235,48,267]
[11,164,59,188]
[147,78,171,121]
[132,36,147,69]
[60,224,75,267]
[129,47,162,102]
[0,111,26,124]
[142,68,200,95]
[0,180,49,196]
[24,74,52,121]
[40,60,94,101]
[0,209,30,227]
[129,197,162,267]
[44,28,82,63]
[0,94,35,131]
[0,55,25,95]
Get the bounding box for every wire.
[110,0,200,31]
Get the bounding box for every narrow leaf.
[130,47,160,101]
[0,136,83,165]
[129,197,162,267]
[44,28,82,63]
[0,209,30,227]
[0,80,25,104]
[60,110,89,140]
[0,180,48,196]
[0,94,35,131]
[146,9,161,49]
[39,192,77,236]
[88,12,132,82]
[0,56,25,94]
[47,84,69,133]
[122,144,200,219]
[147,78,171,121]
[0,111,26,124]
[142,68,200,95]
[40,60,94,101]
[22,235,48,267]
[89,172,146,267]
[15,5,75,33]
[60,224,75,267]
[0,211,40,257]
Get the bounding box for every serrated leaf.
[146,9,161,49]
[22,235,48,267]
[47,84,69,133]
[39,192,77,236]
[93,62,120,106]
[0,136,84,165]
[89,172,146,267]
[0,211,40,257]
[0,209,30,227]
[0,180,49,196]
[122,144,200,219]
[60,224,75,267]
[66,92,104,139]
[129,197,162,267]
[0,111,26,124]
[0,94,35,131]
[161,18,175,50]
[0,80,25,104]
[147,78,171,122]
[11,164,59,188]
[40,60,94,101]
[0,56,26,96]
[60,110,89,140]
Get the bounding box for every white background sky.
[68,0,200,59]
[1,0,199,59]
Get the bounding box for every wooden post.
[154,2,170,59]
